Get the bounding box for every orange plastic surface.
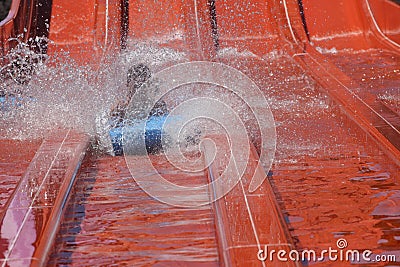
[367,0,400,44]
[302,0,400,50]
[0,131,89,266]
[47,0,121,65]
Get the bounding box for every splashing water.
[379,88,400,114]
[0,36,49,88]
[1,36,269,159]
[0,39,188,144]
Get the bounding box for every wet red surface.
[48,155,219,266]
[326,50,400,114]
[368,0,400,44]
[204,136,296,266]
[47,0,121,67]
[0,131,89,267]
[0,139,41,215]
[302,0,400,51]
[217,51,400,265]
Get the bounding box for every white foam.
[311,31,364,42]
[124,41,188,68]
[217,47,259,58]
[315,46,338,54]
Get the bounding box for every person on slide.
[97,63,169,155]
[110,63,168,126]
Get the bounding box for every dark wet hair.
[127,63,151,91]
[125,63,168,118]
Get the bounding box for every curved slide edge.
[300,0,400,52]
[365,0,400,46]
[47,0,122,66]
[0,130,90,267]
[204,137,298,267]
[281,0,400,167]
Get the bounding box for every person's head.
[127,63,151,97]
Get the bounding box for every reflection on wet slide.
[300,0,400,156]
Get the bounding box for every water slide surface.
[0,0,400,266]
